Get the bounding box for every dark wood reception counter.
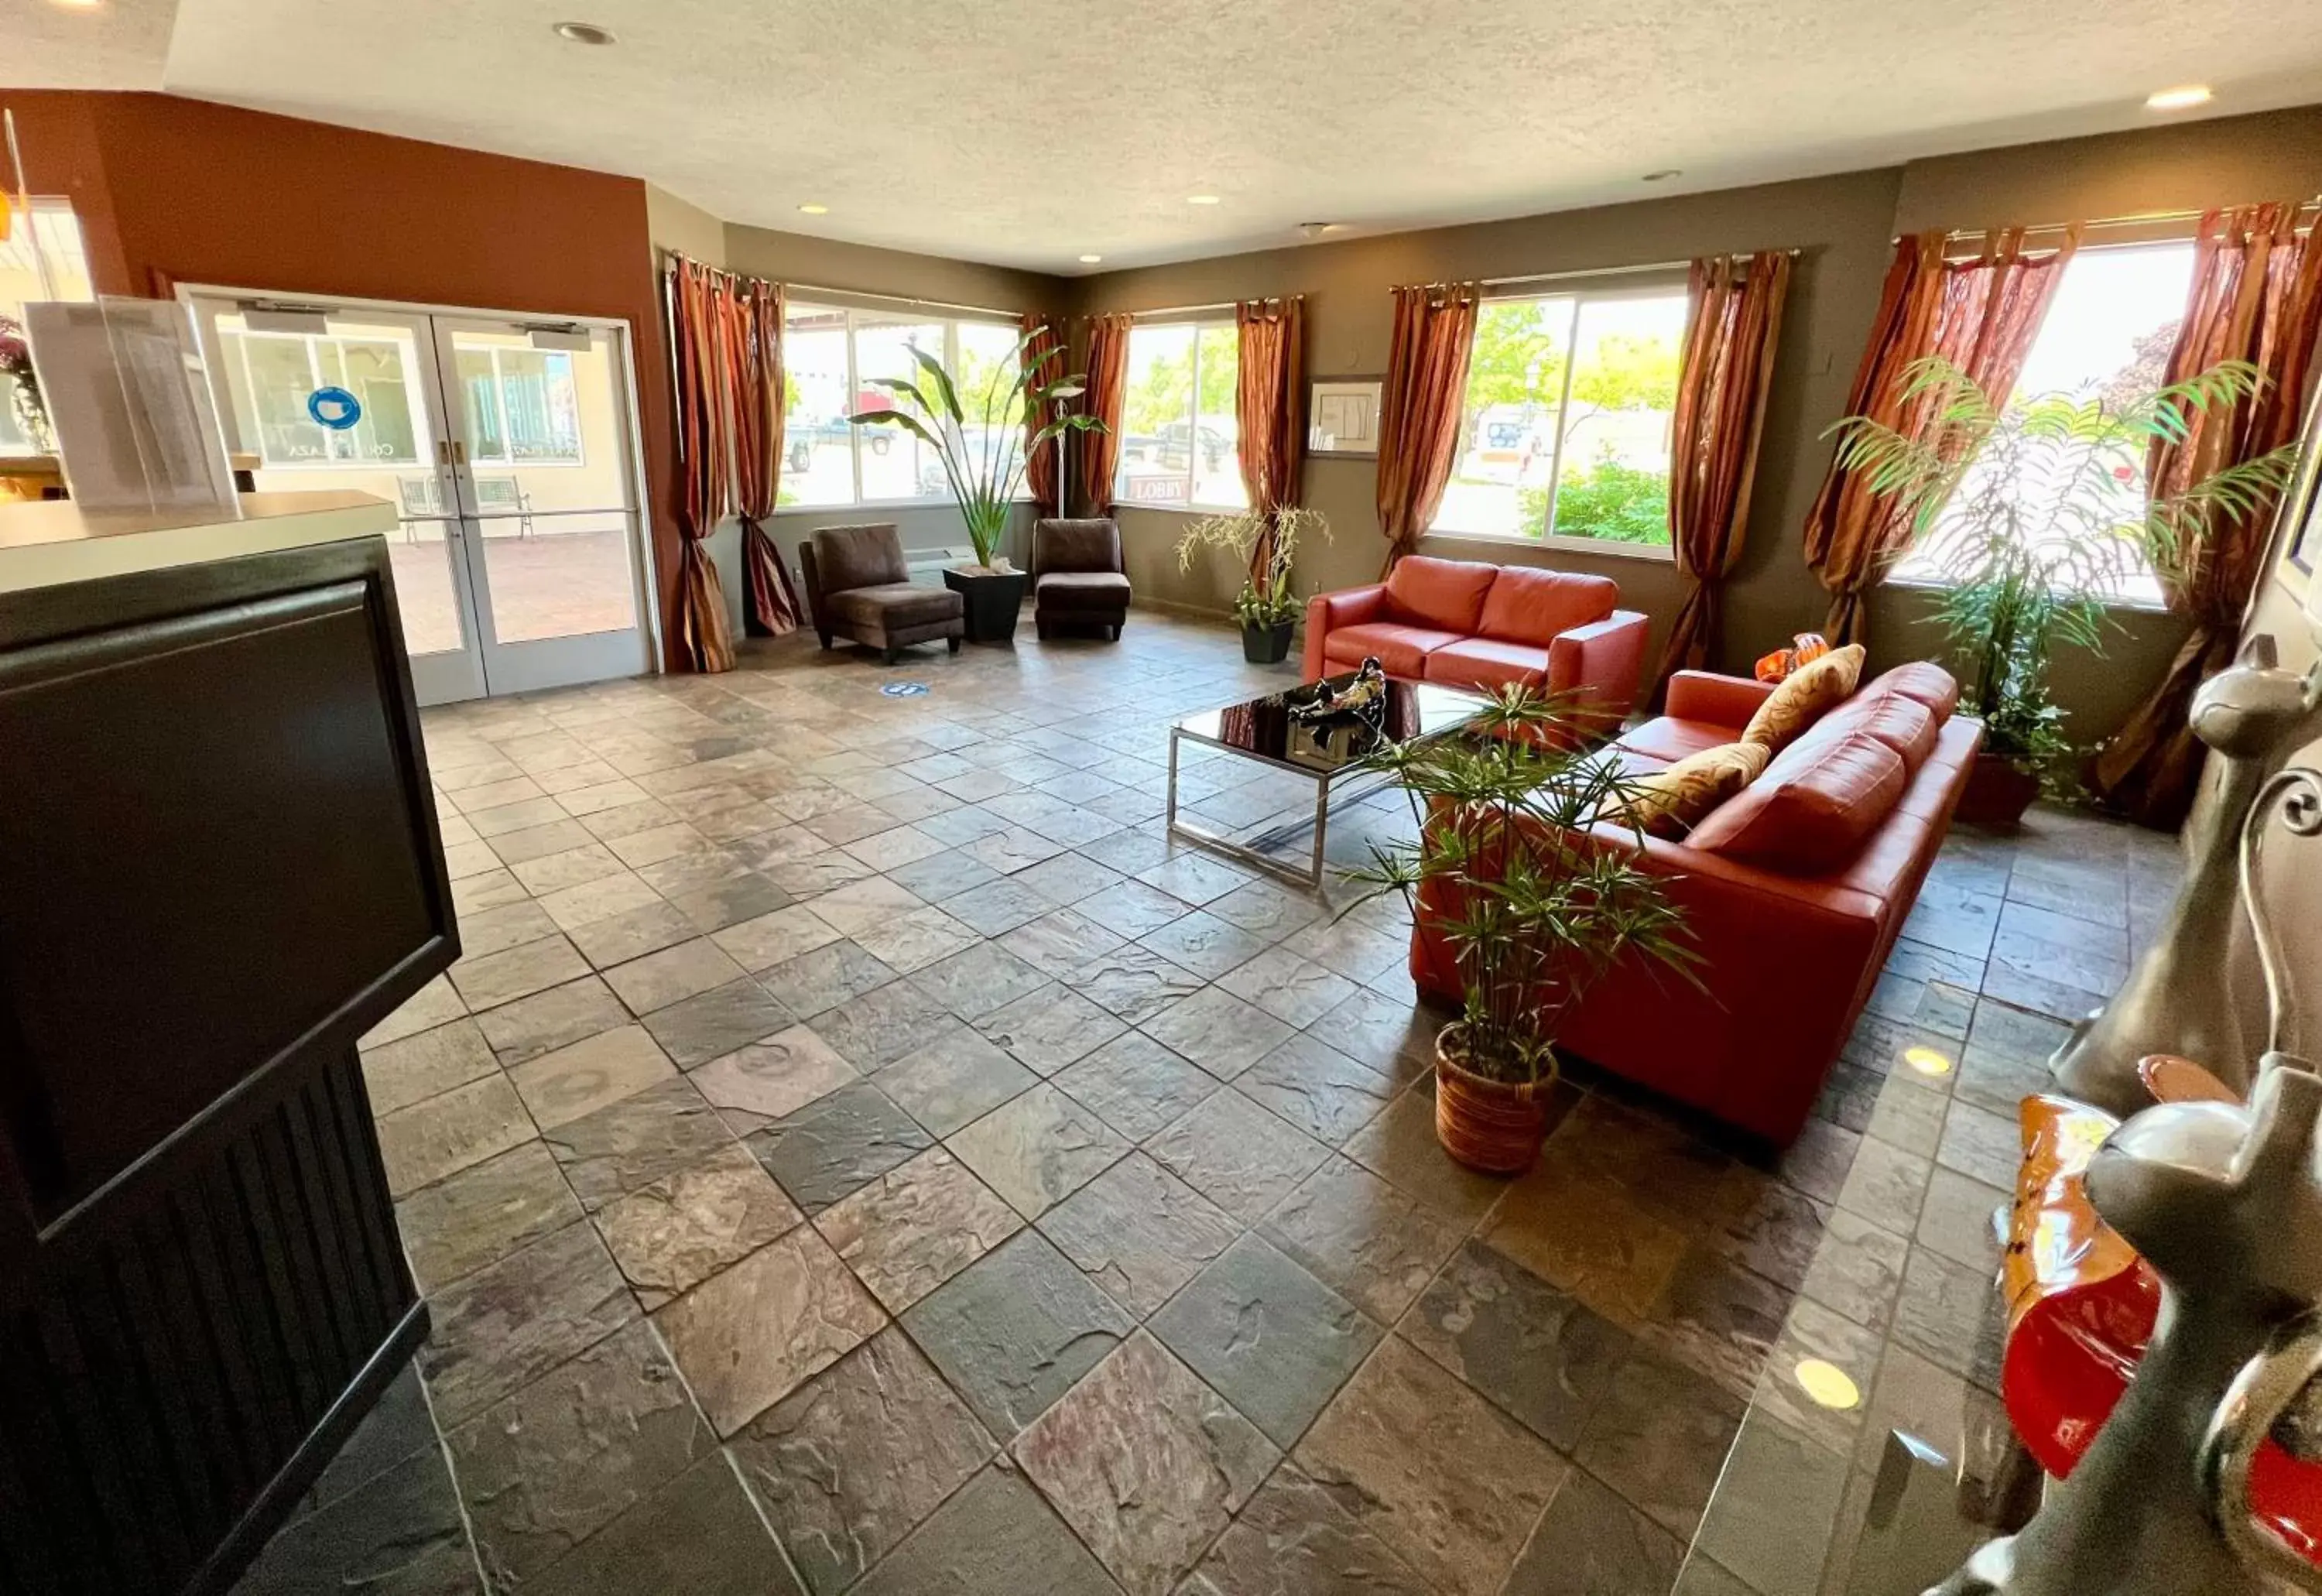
[0,494,459,1594]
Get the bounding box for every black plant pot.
[1243,618,1295,665]
[943,567,1029,643]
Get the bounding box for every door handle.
[436,440,452,466]
[451,440,468,467]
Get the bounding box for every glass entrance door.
[191,296,655,705]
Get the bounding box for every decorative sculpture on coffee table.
[2053,632,2322,1114]
[1933,1057,2322,1596]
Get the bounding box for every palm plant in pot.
[1171,506,1332,663]
[848,327,1105,642]
[1827,354,2298,824]
[1342,688,1697,1172]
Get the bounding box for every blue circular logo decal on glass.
[307,385,362,430]
[880,682,930,697]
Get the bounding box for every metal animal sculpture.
[2053,633,2322,1114]
[1931,1058,2322,1596]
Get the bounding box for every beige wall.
[1063,106,2322,744]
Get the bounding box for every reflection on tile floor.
[237,612,2183,1595]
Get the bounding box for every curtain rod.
[1908,198,2322,245]
[776,277,1025,320]
[1388,249,1803,294]
[1481,250,1800,289]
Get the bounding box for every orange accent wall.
[4,91,688,670]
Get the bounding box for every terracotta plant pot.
[1955,750,2042,827]
[1434,1026,1553,1173]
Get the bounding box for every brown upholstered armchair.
[797,523,964,663]
[1032,517,1132,641]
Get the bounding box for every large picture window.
[1113,319,1245,510]
[1892,241,2196,605]
[1430,286,1688,551]
[778,301,1029,509]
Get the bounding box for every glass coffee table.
[1166,673,1488,889]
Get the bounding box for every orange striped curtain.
[666,255,737,672]
[1652,251,1793,700]
[1802,227,2079,645]
[1081,313,1133,515]
[2092,204,2322,826]
[1375,283,1480,573]
[1020,312,1066,517]
[1235,297,1307,516]
[728,277,804,635]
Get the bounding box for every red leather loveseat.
[1409,663,1981,1145]
[1303,556,1649,731]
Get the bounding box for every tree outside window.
[1431,288,1686,549]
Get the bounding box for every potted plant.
[1343,688,1697,1172]
[1827,354,2298,825]
[849,328,1104,642]
[1172,506,1332,663]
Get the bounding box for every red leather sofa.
[1409,666,1981,1145]
[1303,556,1649,731]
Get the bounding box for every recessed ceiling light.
[553,20,615,44]
[1078,254,1104,264]
[2146,85,2213,111]
[1903,1045,1954,1077]
[797,203,829,216]
[1187,194,1222,206]
[1642,170,1683,183]
[1794,1359,1861,1411]
[48,0,103,10]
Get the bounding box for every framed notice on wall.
[1309,378,1383,457]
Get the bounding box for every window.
[1892,241,2197,605]
[218,327,427,468]
[1113,319,1244,510]
[777,301,1030,509]
[1429,286,1688,552]
[0,199,97,456]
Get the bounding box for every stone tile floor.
[232,611,2183,1596]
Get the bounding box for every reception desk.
[0,493,458,1594]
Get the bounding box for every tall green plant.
[1825,355,2299,780]
[1341,688,1697,1084]
[1172,506,1331,627]
[848,327,1106,569]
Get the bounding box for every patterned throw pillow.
[1615,740,1774,838]
[1740,643,1865,756]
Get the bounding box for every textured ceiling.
[8,0,176,90]
[14,0,2322,273]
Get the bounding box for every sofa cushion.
[1476,567,1619,647]
[1803,687,1940,772]
[1036,570,1132,611]
[1615,716,1734,766]
[1615,739,1772,838]
[1689,728,1908,874]
[1868,660,1961,722]
[1323,621,1466,680]
[1741,642,1865,755]
[811,522,908,591]
[1383,556,1499,634]
[1423,636,1553,693]
[830,582,961,631]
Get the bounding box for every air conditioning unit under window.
[906,546,978,585]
